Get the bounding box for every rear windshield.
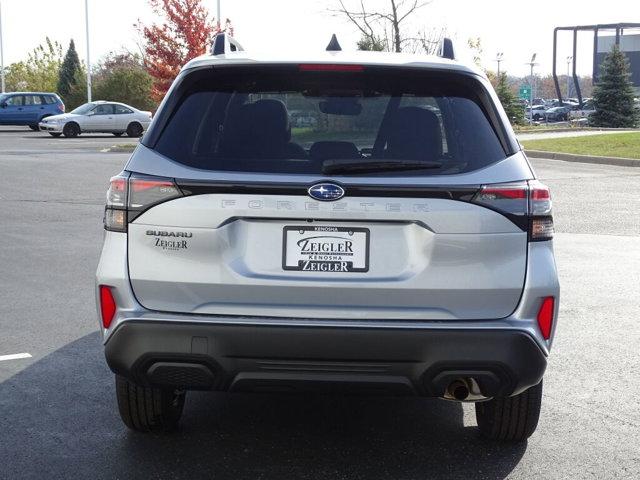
[149,66,508,176]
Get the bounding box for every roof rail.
[438,37,455,60]
[210,32,244,55]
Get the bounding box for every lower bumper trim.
[105,320,547,397]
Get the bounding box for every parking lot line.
[0,353,33,362]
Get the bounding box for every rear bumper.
[105,320,547,398]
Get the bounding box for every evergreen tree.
[495,72,524,126]
[590,45,639,128]
[57,40,82,101]
[357,34,386,51]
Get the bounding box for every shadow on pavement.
[1,333,527,479]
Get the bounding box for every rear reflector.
[298,64,364,72]
[537,296,555,340]
[99,286,117,329]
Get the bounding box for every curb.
[525,150,640,167]
[516,127,640,135]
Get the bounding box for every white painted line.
[0,353,32,362]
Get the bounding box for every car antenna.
[326,34,342,52]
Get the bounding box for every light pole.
[217,0,221,28]
[495,52,504,77]
[85,0,92,102]
[566,55,573,99]
[525,53,539,106]
[0,0,5,93]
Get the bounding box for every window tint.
[24,95,43,105]
[151,66,507,176]
[93,104,115,115]
[6,96,24,106]
[43,95,57,105]
[115,105,133,114]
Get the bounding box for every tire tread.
[475,380,543,442]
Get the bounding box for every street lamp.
[566,55,573,99]
[0,0,5,93]
[525,53,539,106]
[85,0,91,102]
[495,52,504,77]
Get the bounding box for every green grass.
[520,132,640,159]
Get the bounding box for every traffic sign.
[519,85,532,100]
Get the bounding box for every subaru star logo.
[308,183,345,201]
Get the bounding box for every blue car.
[0,92,65,130]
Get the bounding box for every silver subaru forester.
[96,34,559,441]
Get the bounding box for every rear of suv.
[96,34,559,441]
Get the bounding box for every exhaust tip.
[447,379,470,401]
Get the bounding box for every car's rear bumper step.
[105,321,547,398]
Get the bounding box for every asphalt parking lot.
[0,126,639,479]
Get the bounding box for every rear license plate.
[283,226,369,272]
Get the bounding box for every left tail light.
[104,173,183,232]
[471,180,554,241]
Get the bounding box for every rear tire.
[126,122,143,138]
[48,132,62,137]
[115,374,185,432]
[62,122,80,138]
[113,132,124,137]
[475,380,543,442]
[29,125,39,131]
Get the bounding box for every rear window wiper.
[321,158,442,175]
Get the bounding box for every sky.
[0,0,638,78]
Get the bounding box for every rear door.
[126,64,530,321]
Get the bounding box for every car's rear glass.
[150,66,508,176]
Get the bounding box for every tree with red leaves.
[137,0,232,101]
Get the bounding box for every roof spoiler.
[210,32,244,55]
[438,37,455,60]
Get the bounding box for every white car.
[39,101,152,138]
[525,105,547,121]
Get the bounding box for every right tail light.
[472,180,554,241]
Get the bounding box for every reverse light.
[537,296,555,340]
[99,285,117,329]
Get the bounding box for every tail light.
[99,285,117,329]
[58,103,65,113]
[471,180,554,241]
[104,173,183,232]
[536,296,555,339]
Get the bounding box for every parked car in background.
[39,101,152,138]
[0,92,65,130]
[526,105,548,121]
[570,100,596,119]
[545,106,572,122]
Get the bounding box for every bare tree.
[333,0,439,53]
